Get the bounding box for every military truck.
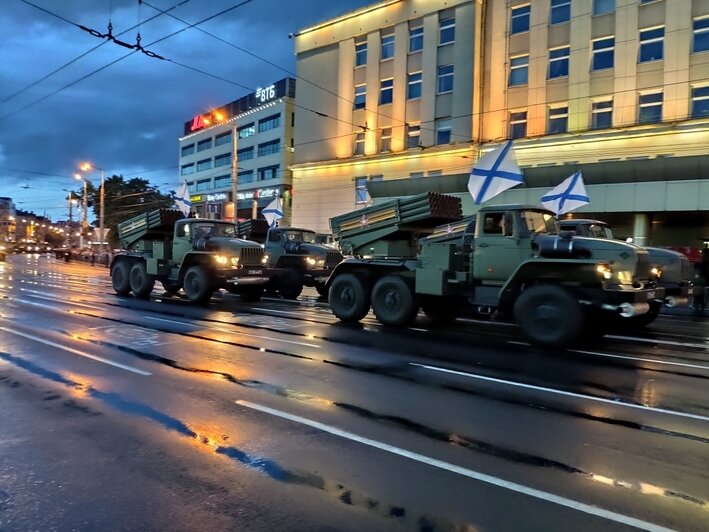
[110,209,270,303]
[237,219,343,299]
[559,218,693,326]
[325,192,663,348]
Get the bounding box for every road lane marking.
[572,349,709,371]
[19,290,99,309]
[410,363,709,423]
[236,400,671,532]
[605,334,709,350]
[143,315,321,348]
[0,327,151,376]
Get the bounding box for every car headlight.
[213,254,228,265]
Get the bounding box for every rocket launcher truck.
[325,192,664,348]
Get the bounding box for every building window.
[550,0,570,25]
[181,163,194,176]
[197,138,212,152]
[215,131,231,147]
[436,118,452,145]
[410,171,424,178]
[407,72,422,99]
[592,37,614,71]
[381,33,395,60]
[258,165,280,181]
[591,100,613,129]
[638,92,663,124]
[639,27,664,63]
[355,177,368,204]
[509,55,529,86]
[693,17,709,53]
[181,144,195,156]
[355,38,367,66]
[547,106,568,134]
[409,26,423,52]
[258,114,281,133]
[593,0,615,15]
[548,46,570,79]
[509,111,527,139]
[511,4,530,34]
[439,17,455,45]
[437,65,454,94]
[380,78,394,105]
[214,153,231,168]
[354,84,367,110]
[238,170,254,184]
[258,139,280,157]
[406,124,420,148]
[196,179,211,192]
[214,175,231,188]
[197,158,212,172]
[187,181,196,193]
[380,128,392,152]
[237,146,254,161]
[354,132,365,155]
[238,123,255,138]
[691,86,709,118]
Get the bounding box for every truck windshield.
[523,211,558,235]
[190,222,238,239]
[283,230,316,243]
[584,224,614,239]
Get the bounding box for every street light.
[74,173,89,250]
[79,162,105,253]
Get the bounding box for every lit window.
[197,138,212,152]
[408,72,422,99]
[550,0,570,25]
[548,46,570,79]
[409,26,423,52]
[511,5,530,34]
[257,165,280,181]
[238,170,254,184]
[355,177,368,204]
[197,158,212,172]
[355,38,367,66]
[547,106,568,134]
[354,132,365,155]
[639,27,664,63]
[693,17,709,53]
[593,0,615,15]
[237,147,254,161]
[237,123,255,138]
[437,65,454,94]
[439,17,455,45]
[638,92,663,124]
[381,33,395,60]
[181,163,194,176]
[380,79,394,105]
[354,84,367,110]
[258,114,281,133]
[214,153,231,167]
[436,118,452,145]
[406,124,420,148]
[591,100,613,129]
[592,37,614,71]
[181,144,195,156]
[258,139,280,157]
[691,86,709,118]
[509,111,527,139]
[380,128,392,152]
[214,132,231,146]
[509,55,529,86]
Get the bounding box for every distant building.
[0,197,16,243]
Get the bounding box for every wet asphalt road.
[0,254,707,531]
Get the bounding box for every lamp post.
[74,173,89,249]
[79,163,105,254]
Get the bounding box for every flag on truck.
[468,140,524,204]
[175,181,192,217]
[541,171,589,215]
[262,196,284,228]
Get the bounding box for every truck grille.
[326,250,343,268]
[635,251,652,284]
[240,247,264,267]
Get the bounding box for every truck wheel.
[514,285,583,348]
[183,266,213,304]
[161,281,181,296]
[129,261,154,299]
[237,286,264,302]
[421,296,460,325]
[111,260,132,296]
[371,275,419,327]
[315,282,329,298]
[278,270,303,300]
[329,273,370,322]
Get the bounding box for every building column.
[633,213,651,247]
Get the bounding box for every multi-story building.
[178,77,296,224]
[0,197,16,243]
[291,0,709,249]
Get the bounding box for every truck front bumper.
[595,286,666,317]
[661,284,692,308]
[221,267,272,286]
[303,270,331,286]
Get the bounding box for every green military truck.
[325,192,663,348]
[237,219,343,299]
[110,209,271,304]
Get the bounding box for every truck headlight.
[230,257,239,267]
[261,254,269,264]
[306,257,317,266]
[650,266,662,278]
[213,254,228,265]
[596,264,612,280]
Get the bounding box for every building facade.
[178,78,296,224]
[0,197,16,243]
[291,0,709,249]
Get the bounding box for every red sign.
[190,115,206,131]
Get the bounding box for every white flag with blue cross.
[262,196,284,228]
[468,140,524,205]
[174,181,192,217]
[541,171,589,215]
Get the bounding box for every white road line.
[19,290,99,309]
[605,334,709,350]
[408,327,429,332]
[410,363,709,423]
[236,400,671,532]
[143,316,321,348]
[572,349,709,371]
[0,327,151,376]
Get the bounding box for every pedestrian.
[91,252,96,266]
[693,263,706,316]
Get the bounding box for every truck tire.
[161,280,181,296]
[278,270,303,300]
[371,275,419,327]
[129,261,154,299]
[111,260,132,296]
[183,265,213,304]
[329,273,370,322]
[237,286,264,302]
[421,296,460,325]
[514,284,582,348]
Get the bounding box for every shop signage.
[207,193,228,202]
[256,84,276,103]
[236,186,280,201]
[190,195,203,203]
[190,115,208,132]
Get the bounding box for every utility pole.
[67,192,73,248]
